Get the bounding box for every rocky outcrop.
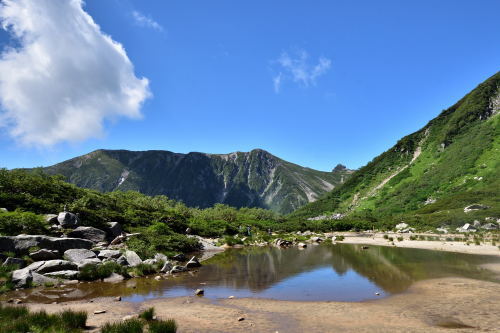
[67,226,107,243]
[0,235,93,255]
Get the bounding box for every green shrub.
[149,319,177,333]
[388,237,394,242]
[0,211,47,236]
[58,309,87,329]
[383,234,389,239]
[139,307,155,321]
[79,262,128,281]
[397,237,403,242]
[101,319,144,333]
[131,264,157,277]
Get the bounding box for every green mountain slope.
[292,72,500,228]
[38,149,353,214]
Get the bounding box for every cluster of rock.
[307,213,345,221]
[1,211,202,289]
[456,218,499,233]
[273,234,324,248]
[394,223,415,233]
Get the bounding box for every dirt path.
[22,277,500,332]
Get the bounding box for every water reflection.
[4,244,499,303]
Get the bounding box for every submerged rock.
[185,256,201,268]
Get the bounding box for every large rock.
[32,272,58,286]
[44,270,79,279]
[116,255,128,266]
[0,208,8,212]
[160,261,172,273]
[67,227,107,243]
[12,268,33,288]
[464,204,490,213]
[64,249,97,263]
[34,260,78,274]
[30,249,60,261]
[98,250,121,259]
[76,258,102,269]
[3,257,26,268]
[45,214,58,224]
[0,235,93,255]
[105,222,123,239]
[185,256,201,268]
[57,212,79,228]
[395,223,409,230]
[154,253,168,262]
[124,250,142,267]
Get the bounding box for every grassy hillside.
[37,149,352,214]
[291,72,500,229]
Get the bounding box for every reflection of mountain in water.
[5,244,499,303]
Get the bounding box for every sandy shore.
[22,276,500,332]
[331,232,500,256]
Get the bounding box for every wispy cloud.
[132,10,163,32]
[272,49,331,93]
[0,0,150,146]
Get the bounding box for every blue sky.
[0,0,499,171]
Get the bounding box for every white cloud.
[273,50,331,93]
[132,11,163,32]
[0,0,151,146]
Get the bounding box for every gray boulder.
[154,253,168,262]
[3,257,26,268]
[35,260,78,274]
[32,272,58,286]
[44,270,79,279]
[105,222,123,239]
[98,250,121,259]
[45,214,58,224]
[12,268,33,288]
[76,258,102,269]
[64,249,96,263]
[124,250,142,267]
[116,255,128,266]
[172,253,186,261]
[57,212,79,228]
[143,259,157,266]
[185,256,201,268]
[170,265,187,274]
[482,223,498,230]
[67,227,107,243]
[30,249,60,261]
[0,235,93,255]
[160,261,172,273]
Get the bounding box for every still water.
[6,243,500,303]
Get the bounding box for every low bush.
[0,211,48,236]
[101,319,144,333]
[139,307,155,321]
[149,319,177,333]
[79,262,128,281]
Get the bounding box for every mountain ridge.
[36,148,353,214]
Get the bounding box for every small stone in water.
[375,292,380,296]
[195,289,204,296]
[228,296,235,299]
[115,296,122,301]
[238,317,245,321]
[94,310,106,314]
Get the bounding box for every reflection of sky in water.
[124,266,386,302]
